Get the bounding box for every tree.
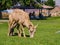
[0,0,42,10]
[45,0,55,7]
[19,0,25,6]
[0,0,13,10]
[6,0,12,9]
[19,0,42,8]
[30,0,42,8]
[23,0,30,6]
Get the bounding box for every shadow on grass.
[13,33,30,37]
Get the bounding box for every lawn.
[0,17,60,45]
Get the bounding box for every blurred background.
[0,0,60,20]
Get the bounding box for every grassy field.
[0,17,60,45]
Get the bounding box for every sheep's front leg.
[16,24,21,37]
[8,21,16,36]
[21,25,26,37]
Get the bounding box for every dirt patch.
[0,23,3,24]
[0,20,8,22]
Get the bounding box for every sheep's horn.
[35,24,38,28]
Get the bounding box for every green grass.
[0,17,60,45]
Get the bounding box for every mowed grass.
[0,17,60,45]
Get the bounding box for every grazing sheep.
[8,9,38,38]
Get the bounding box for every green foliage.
[0,0,13,10]
[30,0,42,8]
[6,0,12,8]
[19,0,25,6]
[34,3,42,8]
[24,0,30,6]
[45,0,55,7]
[0,0,42,10]
[19,0,42,8]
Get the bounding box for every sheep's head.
[29,24,38,38]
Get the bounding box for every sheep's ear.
[35,24,38,28]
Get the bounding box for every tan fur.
[8,9,37,38]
